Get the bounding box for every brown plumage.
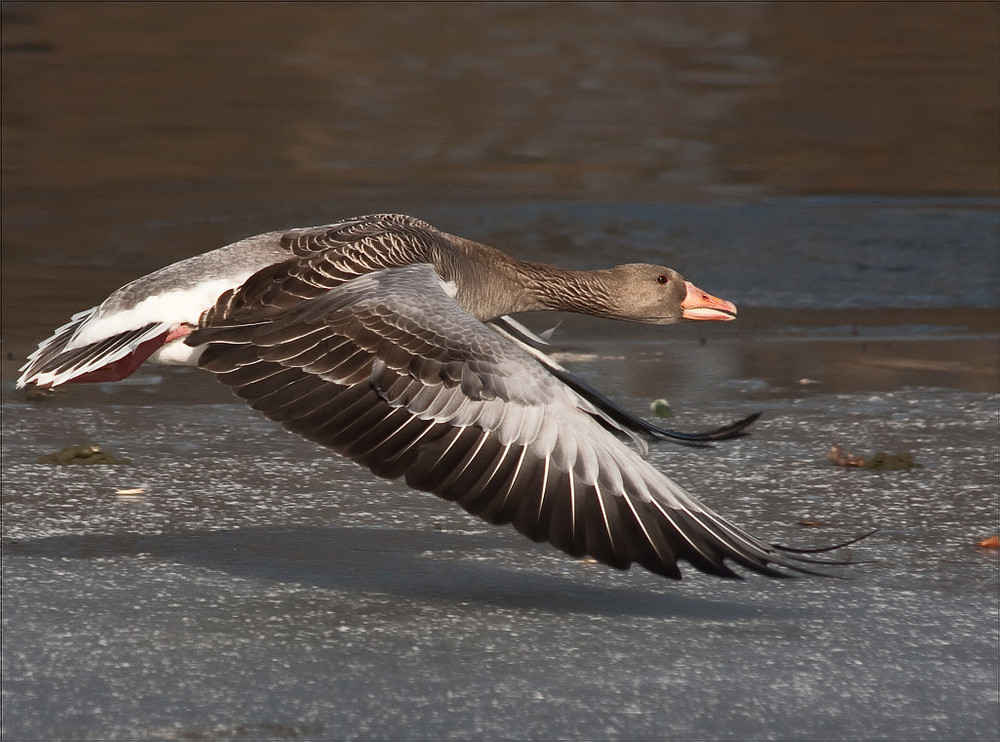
[18,213,860,580]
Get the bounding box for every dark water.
[2,4,998,741]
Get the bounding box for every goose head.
[601,264,737,325]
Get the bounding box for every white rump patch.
[148,340,204,366]
[69,278,238,350]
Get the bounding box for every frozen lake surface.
[3,331,997,740]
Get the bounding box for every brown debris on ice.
[827,444,919,471]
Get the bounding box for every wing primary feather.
[438,428,493,492]
[478,445,531,525]
[511,454,553,541]
[643,496,738,577]
[619,492,672,570]
[535,456,552,529]
[215,358,292,388]
[350,407,422,458]
[455,440,516,515]
[242,369,328,416]
[407,426,477,492]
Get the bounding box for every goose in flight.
[17,213,854,580]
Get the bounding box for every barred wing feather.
[192,263,836,579]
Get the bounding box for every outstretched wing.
[191,262,844,580]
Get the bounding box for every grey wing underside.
[190,263,845,579]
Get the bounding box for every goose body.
[18,214,851,580]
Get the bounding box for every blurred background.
[2,4,996,365]
[3,3,996,200]
[1,2,998,443]
[3,2,998,399]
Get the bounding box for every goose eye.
[656,274,669,284]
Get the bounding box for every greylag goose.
[17,214,854,580]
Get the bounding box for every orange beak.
[681,281,737,321]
